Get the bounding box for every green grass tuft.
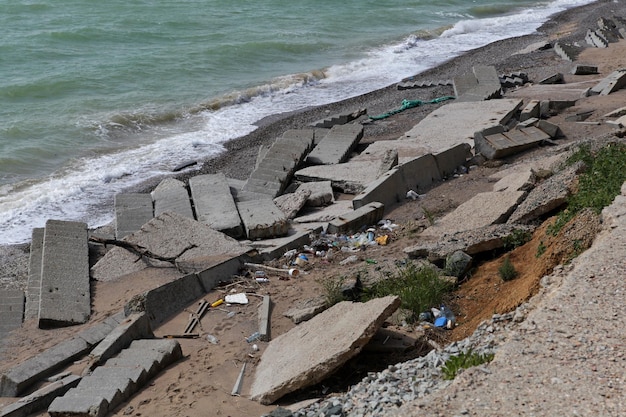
[442,349,495,380]
[498,255,518,281]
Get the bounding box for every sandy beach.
[2,1,626,416]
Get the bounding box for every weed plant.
[364,262,453,322]
[317,275,346,307]
[548,143,626,235]
[498,255,518,281]
[442,349,495,380]
[503,229,532,249]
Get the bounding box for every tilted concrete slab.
[114,193,153,239]
[402,99,523,154]
[0,375,80,417]
[492,168,536,192]
[475,126,550,160]
[91,212,251,282]
[189,173,243,238]
[151,178,194,219]
[249,296,400,404]
[589,68,626,95]
[236,199,289,240]
[126,273,206,326]
[506,80,595,102]
[295,161,379,194]
[39,220,90,327]
[352,168,404,210]
[507,162,583,224]
[326,202,384,234]
[250,229,318,261]
[404,224,536,262]
[306,124,363,165]
[0,337,91,397]
[87,313,153,368]
[421,191,527,238]
[454,66,502,102]
[25,228,44,320]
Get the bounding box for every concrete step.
[306,124,364,165]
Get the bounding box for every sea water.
[0,0,594,244]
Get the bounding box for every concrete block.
[571,65,598,75]
[258,296,273,342]
[520,100,540,122]
[536,120,561,138]
[189,173,243,238]
[39,220,90,327]
[237,199,289,240]
[139,273,205,326]
[48,394,108,417]
[434,144,470,179]
[299,181,334,207]
[306,124,363,165]
[151,178,194,219]
[0,337,90,397]
[352,169,403,210]
[76,321,116,347]
[25,228,44,320]
[89,313,153,366]
[327,202,385,234]
[64,385,124,411]
[196,255,243,292]
[0,290,23,339]
[475,126,549,159]
[100,358,153,383]
[114,193,153,239]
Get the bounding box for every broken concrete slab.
[536,120,562,138]
[273,188,311,219]
[326,202,384,234]
[251,229,317,261]
[507,162,585,224]
[151,178,194,219]
[589,68,626,95]
[237,199,289,240]
[572,64,599,75]
[404,224,536,262]
[91,212,251,282]
[283,296,327,324]
[114,193,153,239]
[293,200,353,224]
[305,124,363,165]
[520,100,540,122]
[24,228,44,320]
[189,173,243,238]
[401,99,523,154]
[454,65,502,102]
[554,42,582,61]
[39,220,90,327]
[421,191,527,238]
[0,375,80,417]
[492,168,536,192]
[299,181,334,207]
[474,126,550,160]
[0,337,91,397]
[433,143,471,179]
[295,161,379,194]
[309,108,366,128]
[249,296,400,404]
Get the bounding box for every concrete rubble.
[6,26,625,416]
[249,296,401,404]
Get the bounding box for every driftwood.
[89,236,197,264]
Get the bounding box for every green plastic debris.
[369,96,455,120]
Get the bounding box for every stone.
[444,251,472,278]
[249,296,400,404]
[283,296,328,324]
[492,169,536,192]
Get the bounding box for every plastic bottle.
[246,331,261,343]
[440,305,456,329]
[206,334,219,344]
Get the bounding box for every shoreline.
[0,0,608,290]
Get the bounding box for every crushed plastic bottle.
[206,334,219,344]
[246,331,261,343]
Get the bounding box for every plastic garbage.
[206,334,219,344]
[256,277,269,283]
[225,293,249,304]
[440,305,456,329]
[246,331,261,343]
[339,255,359,265]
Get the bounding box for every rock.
[250,296,401,404]
[444,251,472,278]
